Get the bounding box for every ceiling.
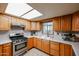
[28,3,79,20]
[0,3,8,13]
[0,3,79,20]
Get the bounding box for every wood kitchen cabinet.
[61,15,72,32]
[0,14,11,30]
[49,41,60,56]
[53,17,61,32]
[33,38,37,48]
[36,22,41,31]
[53,15,72,32]
[15,18,26,25]
[27,38,34,50]
[2,43,12,56]
[30,22,41,31]
[0,45,2,56]
[25,21,31,31]
[60,43,73,56]
[41,40,49,54]
[50,41,73,56]
[36,38,42,50]
[27,37,73,56]
[30,22,36,31]
[72,11,79,31]
[0,43,12,56]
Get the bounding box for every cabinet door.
[36,38,42,50]
[33,38,37,48]
[72,11,79,31]
[60,43,65,56]
[0,14,11,30]
[53,17,61,32]
[50,41,59,51]
[36,22,41,30]
[60,43,73,56]
[42,40,49,54]
[25,21,31,31]
[0,45,2,56]
[31,22,36,30]
[50,41,60,56]
[27,38,34,50]
[61,15,72,32]
[2,43,12,56]
[64,44,73,56]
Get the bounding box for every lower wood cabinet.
[50,41,60,56]
[60,43,64,56]
[0,43,12,56]
[33,38,37,48]
[0,45,2,56]
[36,38,42,50]
[27,37,73,56]
[50,50,59,56]
[41,40,49,54]
[50,42,73,56]
[60,43,73,56]
[27,37,34,50]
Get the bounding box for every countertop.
[0,37,12,45]
[0,35,79,56]
[27,36,79,56]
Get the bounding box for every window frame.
[42,22,53,36]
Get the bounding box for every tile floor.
[24,48,49,56]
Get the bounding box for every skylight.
[5,3,33,16]
[21,9,43,19]
[5,3,43,19]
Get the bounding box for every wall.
[0,27,31,41]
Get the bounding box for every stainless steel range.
[9,34,28,56]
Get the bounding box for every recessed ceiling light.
[5,3,33,16]
[22,9,43,19]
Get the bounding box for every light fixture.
[5,3,33,16]
[22,9,43,19]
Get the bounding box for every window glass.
[42,22,53,35]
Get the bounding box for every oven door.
[15,42,26,51]
[13,42,27,56]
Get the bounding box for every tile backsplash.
[0,27,31,39]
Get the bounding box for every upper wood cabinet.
[25,21,31,31]
[53,17,61,32]
[31,22,36,31]
[0,14,11,30]
[30,22,41,31]
[72,11,79,32]
[36,22,41,31]
[61,15,72,32]
[53,15,72,32]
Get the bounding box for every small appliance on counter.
[62,33,77,42]
[31,31,36,36]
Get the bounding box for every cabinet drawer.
[3,43,11,47]
[50,41,59,51]
[50,49,59,56]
